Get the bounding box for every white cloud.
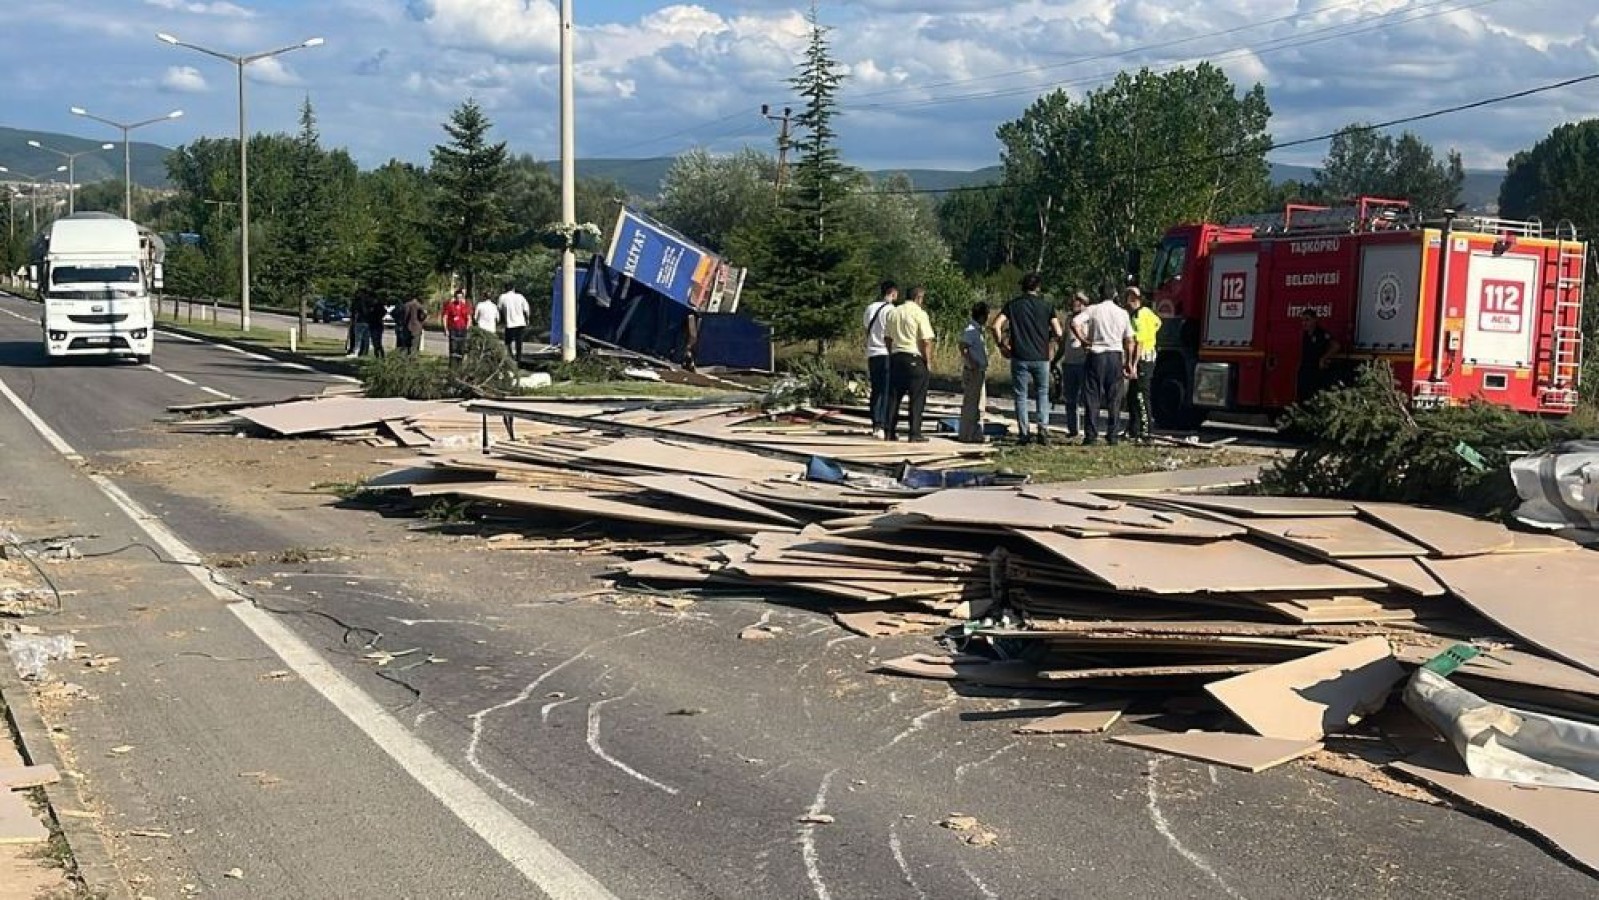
[247,55,305,87]
[407,0,560,61]
[144,0,256,17]
[160,65,210,93]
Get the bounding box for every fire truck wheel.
[1152,365,1206,430]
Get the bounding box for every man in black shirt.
[990,271,1063,444]
[1296,309,1340,403]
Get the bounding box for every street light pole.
[70,107,184,220]
[0,166,67,234]
[157,32,323,332]
[26,141,114,215]
[559,0,577,362]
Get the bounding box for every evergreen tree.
[732,10,870,354]
[430,99,510,298]
[281,97,334,337]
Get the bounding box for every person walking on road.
[443,289,472,365]
[863,280,898,439]
[396,296,427,355]
[498,283,531,362]
[1124,286,1161,443]
[1071,290,1136,445]
[884,285,935,443]
[362,293,388,359]
[957,301,991,443]
[1055,291,1090,438]
[991,271,1063,445]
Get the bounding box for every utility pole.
[558,0,577,362]
[761,104,792,190]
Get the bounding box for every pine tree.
[430,100,510,298]
[734,10,869,354]
[283,97,334,338]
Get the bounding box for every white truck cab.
[32,214,161,364]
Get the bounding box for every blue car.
[310,297,350,323]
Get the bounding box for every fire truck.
[1144,197,1587,427]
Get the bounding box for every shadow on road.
[0,340,145,369]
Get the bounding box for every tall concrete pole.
[559,0,577,362]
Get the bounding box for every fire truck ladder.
[1539,222,1585,400]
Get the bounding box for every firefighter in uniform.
[1297,309,1340,403]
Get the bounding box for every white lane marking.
[200,337,360,383]
[1144,757,1243,899]
[167,373,198,386]
[0,382,617,900]
[0,306,33,322]
[200,386,233,399]
[0,376,83,462]
[144,363,165,373]
[585,693,680,796]
[887,821,929,900]
[160,330,204,343]
[799,769,838,900]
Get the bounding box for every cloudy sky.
[1,0,1596,176]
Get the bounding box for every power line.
[590,109,751,157]
[864,70,1599,196]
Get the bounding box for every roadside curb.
[156,321,361,379]
[0,660,129,900]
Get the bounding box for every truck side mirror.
[152,264,164,291]
[27,266,37,286]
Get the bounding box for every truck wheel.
[136,354,152,366]
[1152,364,1206,430]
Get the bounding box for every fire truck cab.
[1145,198,1587,428]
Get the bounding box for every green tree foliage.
[277,98,335,335]
[357,160,433,307]
[994,64,1272,294]
[654,147,779,253]
[430,99,511,298]
[1312,127,1465,214]
[1499,119,1599,242]
[937,185,1022,276]
[731,12,871,352]
[845,174,971,331]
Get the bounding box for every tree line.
[4,14,1596,356]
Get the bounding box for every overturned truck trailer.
[552,207,769,370]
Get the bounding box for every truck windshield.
[1150,237,1189,289]
[52,265,142,285]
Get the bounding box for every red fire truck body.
[1145,199,1586,427]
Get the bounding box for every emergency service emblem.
[1376,274,1400,321]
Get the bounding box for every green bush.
[361,330,521,399]
[1259,361,1588,516]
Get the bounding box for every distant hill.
[0,127,172,188]
[543,157,1004,200]
[1268,162,1504,212]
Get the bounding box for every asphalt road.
[0,290,1591,898]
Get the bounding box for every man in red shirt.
[442,289,472,365]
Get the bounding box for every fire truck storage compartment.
[1461,250,1539,369]
[1354,242,1422,351]
[1204,251,1258,347]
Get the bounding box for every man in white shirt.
[863,280,897,440]
[1070,291,1137,445]
[497,284,531,362]
[473,294,500,335]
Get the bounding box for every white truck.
[30,213,162,364]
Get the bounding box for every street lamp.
[0,165,69,232]
[26,141,114,215]
[70,106,184,221]
[157,32,324,331]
